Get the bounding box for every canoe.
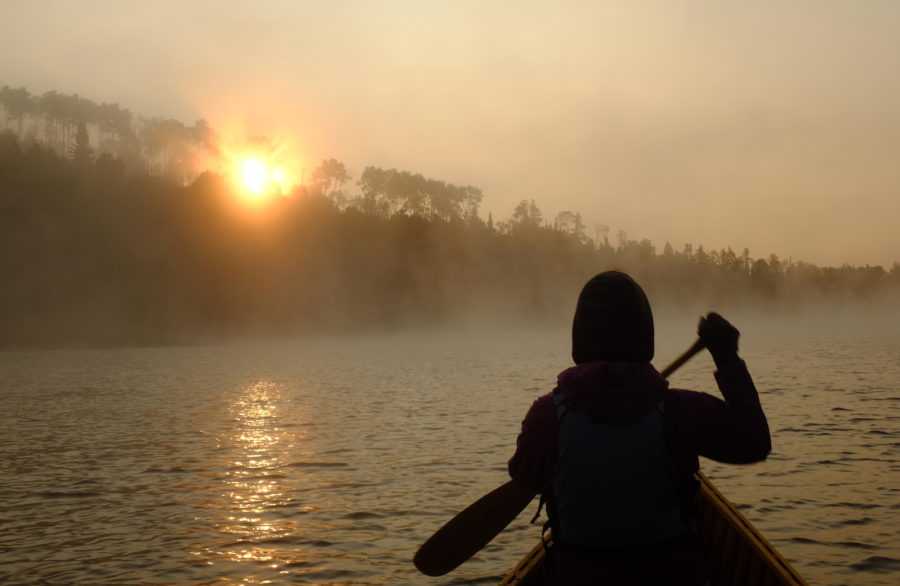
[499,471,808,585]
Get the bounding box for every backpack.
[541,392,690,552]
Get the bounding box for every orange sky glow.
[2,0,899,267]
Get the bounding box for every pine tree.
[70,120,92,166]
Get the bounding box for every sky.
[2,0,899,268]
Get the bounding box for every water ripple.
[0,327,898,584]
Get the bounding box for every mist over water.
[1,313,897,585]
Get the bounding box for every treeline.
[0,85,216,183]
[0,129,594,346]
[306,161,485,224]
[1,131,897,348]
[1,87,898,347]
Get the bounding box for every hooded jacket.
[508,272,771,566]
[508,359,771,498]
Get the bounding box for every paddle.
[414,478,536,576]
[413,338,706,577]
[659,338,705,378]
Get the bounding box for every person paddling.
[507,271,771,585]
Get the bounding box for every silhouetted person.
[508,271,771,585]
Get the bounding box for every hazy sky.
[3,0,899,267]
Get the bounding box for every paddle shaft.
[660,338,705,378]
[413,338,706,577]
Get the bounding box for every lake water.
[1,313,898,585]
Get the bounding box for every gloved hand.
[697,312,740,367]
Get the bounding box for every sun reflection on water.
[198,380,305,575]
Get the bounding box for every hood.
[571,271,654,364]
[557,361,668,424]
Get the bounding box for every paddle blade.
[414,480,536,576]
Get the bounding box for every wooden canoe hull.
[498,471,807,585]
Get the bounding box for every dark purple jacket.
[508,359,771,496]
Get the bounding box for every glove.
[697,312,740,367]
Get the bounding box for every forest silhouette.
[1,85,898,348]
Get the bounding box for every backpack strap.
[554,390,575,422]
[528,392,570,562]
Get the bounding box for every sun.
[241,158,269,195]
[209,134,299,202]
[237,156,289,198]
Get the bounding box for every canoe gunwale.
[695,471,807,585]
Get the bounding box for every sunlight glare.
[242,158,269,195]
[238,157,290,199]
